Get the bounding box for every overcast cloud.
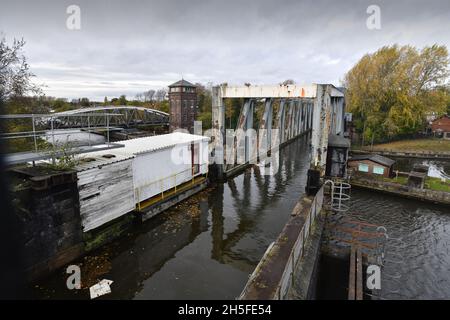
[1,0,449,100]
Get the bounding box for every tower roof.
[168,79,196,88]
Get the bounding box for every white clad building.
[75,132,209,232]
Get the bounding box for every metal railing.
[0,113,121,147]
[0,113,123,165]
[136,163,208,210]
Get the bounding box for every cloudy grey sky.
[1,0,449,101]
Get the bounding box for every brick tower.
[168,79,198,132]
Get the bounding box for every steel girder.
[42,106,169,129]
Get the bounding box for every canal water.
[343,189,450,299]
[32,135,312,299]
[44,129,106,146]
[32,137,450,300]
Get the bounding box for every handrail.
[135,163,208,203]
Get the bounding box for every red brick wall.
[431,116,450,132]
[348,159,391,177]
[169,89,198,132]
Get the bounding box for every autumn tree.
[118,95,127,105]
[281,79,295,85]
[144,89,155,102]
[79,97,90,107]
[154,89,167,102]
[0,38,45,152]
[0,38,41,104]
[195,83,212,130]
[344,44,449,144]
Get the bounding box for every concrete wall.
[351,176,450,206]
[239,186,325,300]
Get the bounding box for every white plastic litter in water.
[89,279,113,299]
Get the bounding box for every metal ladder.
[324,179,351,212]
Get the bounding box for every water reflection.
[44,129,105,146]
[33,134,312,300]
[346,189,450,299]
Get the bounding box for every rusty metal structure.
[210,84,345,179]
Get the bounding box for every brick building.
[348,154,395,178]
[430,115,450,139]
[168,79,198,132]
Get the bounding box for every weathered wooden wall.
[77,159,135,232]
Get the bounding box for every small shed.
[408,171,426,189]
[112,132,209,206]
[348,154,395,178]
[75,132,209,232]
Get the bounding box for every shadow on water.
[316,255,349,300]
[33,134,312,299]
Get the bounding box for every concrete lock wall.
[239,185,325,300]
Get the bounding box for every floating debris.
[89,279,113,299]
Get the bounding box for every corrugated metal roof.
[74,132,209,171]
[349,154,396,167]
[75,152,134,171]
[113,132,209,156]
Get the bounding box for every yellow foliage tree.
[344,44,449,144]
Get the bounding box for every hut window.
[373,166,385,175]
[358,163,369,172]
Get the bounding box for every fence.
[0,113,124,165]
[354,148,450,159]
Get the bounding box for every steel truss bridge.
[44,106,169,129]
[210,84,345,178]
